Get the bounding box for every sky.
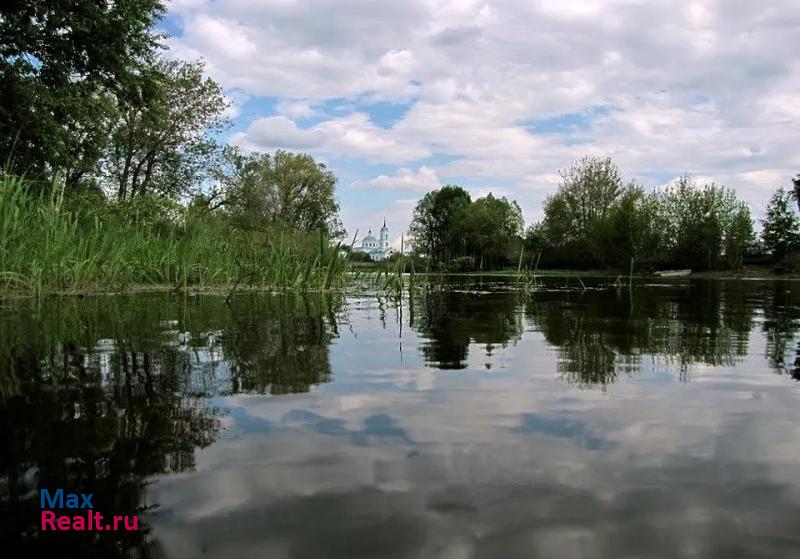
[163,0,800,246]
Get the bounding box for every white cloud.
[538,0,605,20]
[363,166,440,191]
[186,15,257,60]
[275,99,318,120]
[165,0,800,231]
[314,113,430,163]
[221,89,248,119]
[231,116,323,151]
[234,113,430,163]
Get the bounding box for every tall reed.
[0,175,351,294]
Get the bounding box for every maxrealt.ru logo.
[40,489,139,531]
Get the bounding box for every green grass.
[0,175,353,295]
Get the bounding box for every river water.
[2,278,799,558]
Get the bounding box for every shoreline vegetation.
[2,2,800,297]
[407,158,800,279]
[0,174,349,296]
[3,165,800,297]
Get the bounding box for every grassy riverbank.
[3,173,793,298]
[0,176,351,295]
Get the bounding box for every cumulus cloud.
[166,0,800,229]
[233,113,430,163]
[362,167,440,191]
[275,99,318,120]
[231,116,323,151]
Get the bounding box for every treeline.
[0,2,349,292]
[1,1,342,233]
[528,157,753,272]
[410,156,800,273]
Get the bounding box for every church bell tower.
[379,218,389,250]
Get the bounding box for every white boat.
[654,269,692,277]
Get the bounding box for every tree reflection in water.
[409,286,524,369]
[525,281,758,388]
[0,292,342,558]
[761,282,800,381]
[1,280,799,557]
[408,278,798,389]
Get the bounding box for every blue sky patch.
[523,105,614,135]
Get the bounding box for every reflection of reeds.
[0,367,20,401]
[0,291,346,397]
[0,175,352,295]
[345,253,432,296]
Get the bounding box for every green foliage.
[761,187,800,262]
[103,58,229,199]
[460,193,524,269]
[0,0,166,183]
[658,177,746,270]
[408,185,524,270]
[591,184,663,272]
[445,256,477,272]
[0,174,350,294]
[551,155,623,240]
[529,159,757,272]
[724,202,754,270]
[524,222,548,257]
[537,156,624,267]
[660,177,718,268]
[102,195,186,233]
[0,2,345,293]
[409,185,472,263]
[0,2,227,203]
[347,250,374,263]
[212,148,343,237]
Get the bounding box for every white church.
[353,220,395,261]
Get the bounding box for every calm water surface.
[2,278,800,558]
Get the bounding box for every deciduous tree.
[762,187,800,262]
[409,185,472,263]
[461,193,523,269]
[103,59,228,200]
[217,149,343,237]
[0,0,166,185]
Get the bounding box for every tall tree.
[762,187,800,262]
[659,176,738,270]
[461,193,523,269]
[102,59,228,199]
[0,0,165,185]
[539,156,623,266]
[217,149,343,236]
[724,202,754,270]
[592,184,663,273]
[409,185,472,263]
[546,156,623,242]
[793,174,800,213]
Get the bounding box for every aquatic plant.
[0,175,351,294]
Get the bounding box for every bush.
[446,256,476,272]
[773,253,800,274]
[347,251,374,263]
